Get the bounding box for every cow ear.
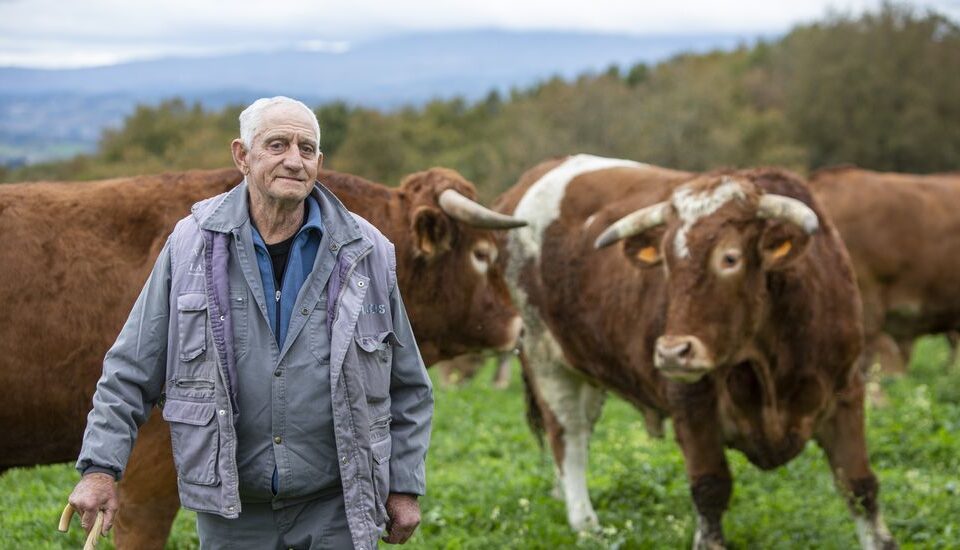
[621,226,666,269]
[412,206,454,259]
[760,221,811,270]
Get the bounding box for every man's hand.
[382,493,420,544]
[67,472,119,536]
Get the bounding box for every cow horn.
[438,189,527,229]
[594,202,671,249]
[757,195,819,234]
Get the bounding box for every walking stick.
[58,503,104,550]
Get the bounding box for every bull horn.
[438,189,527,229]
[757,195,819,234]
[594,202,671,249]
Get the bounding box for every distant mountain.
[0,29,766,165]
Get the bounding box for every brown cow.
[496,155,895,549]
[0,166,524,548]
[811,166,960,374]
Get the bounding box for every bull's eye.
[470,241,498,276]
[714,247,743,276]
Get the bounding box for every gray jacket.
[77,181,434,550]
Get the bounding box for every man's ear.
[621,226,666,269]
[231,139,249,175]
[760,221,812,270]
[412,206,454,260]
[316,151,324,173]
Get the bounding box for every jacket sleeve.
[76,239,172,479]
[387,283,434,495]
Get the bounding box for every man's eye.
[300,145,315,155]
[268,141,285,152]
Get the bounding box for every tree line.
[3,3,958,201]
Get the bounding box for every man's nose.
[281,147,303,170]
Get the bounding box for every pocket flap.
[162,399,216,426]
[177,293,207,312]
[378,330,405,348]
[371,437,392,464]
[355,331,403,352]
[355,334,384,353]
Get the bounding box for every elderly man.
[68,96,433,549]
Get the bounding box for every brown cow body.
[811,167,960,373]
[0,167,521,547]
[496,155,894,548]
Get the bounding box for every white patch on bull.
[524,323,606,531]
[671,177,747,259]
[506,154,647,315]
[511,154,648,262]
[855,514,894,550]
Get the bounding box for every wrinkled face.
[398,170,523,363]
[232,104,322,206]
[621,176,812,382]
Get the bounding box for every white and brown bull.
[0,166,524,548]
[811,166,960,374]
[496,155,896,549]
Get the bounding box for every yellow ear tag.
[772,240,792,259]
[638,246,660,263]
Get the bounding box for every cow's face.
[395,168,524,363]
[599,173,818,383]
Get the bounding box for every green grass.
[3,337,958,549]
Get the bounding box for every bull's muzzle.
[654,335,713,382]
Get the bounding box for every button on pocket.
[177,293,208,362]
[162,398,220,486]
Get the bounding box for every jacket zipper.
[275,288,281,341]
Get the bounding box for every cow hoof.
[568,507,600,532]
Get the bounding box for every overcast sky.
[2,0,958,68]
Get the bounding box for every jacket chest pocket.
[162,398,221,486]
[177,293,208,363]
[355,331,400,401]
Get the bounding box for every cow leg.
[815,385,896,550]
[524,334,606,530]
[491,351,513,389]
[114,412,180,550]
[670,383,731,550]
[948,331,960,367]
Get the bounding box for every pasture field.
[2,337,958,549]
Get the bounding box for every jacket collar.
[196,178,364,250]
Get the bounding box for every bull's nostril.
[677,342,692,358]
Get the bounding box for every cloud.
[1,0,957,68]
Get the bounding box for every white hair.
[238,96,321,149]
